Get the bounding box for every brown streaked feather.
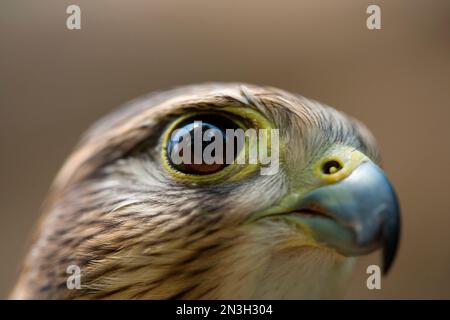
[12,83,377,299]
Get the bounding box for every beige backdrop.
[1,0,449,299]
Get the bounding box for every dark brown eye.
[166,114,240,175]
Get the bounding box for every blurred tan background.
[1,0,449,299]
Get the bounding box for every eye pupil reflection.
[166,115,240,175]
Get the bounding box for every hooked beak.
[249,159,401,274]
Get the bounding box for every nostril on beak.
[322,160,343,175]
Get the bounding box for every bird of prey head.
[12,83,400,299]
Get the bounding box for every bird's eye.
[165,114,241,175]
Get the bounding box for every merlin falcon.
[12,83,400,299]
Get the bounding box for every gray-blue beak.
[295,161,401,274]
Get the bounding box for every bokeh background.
[1,0,449,299]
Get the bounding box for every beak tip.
[382,229,400,275]
[382,253,393,275]
[382,193,401,276]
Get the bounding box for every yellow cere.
[314,146,368,185]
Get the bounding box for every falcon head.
[13,83,400,299]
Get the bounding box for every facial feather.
[12,83,379,299]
